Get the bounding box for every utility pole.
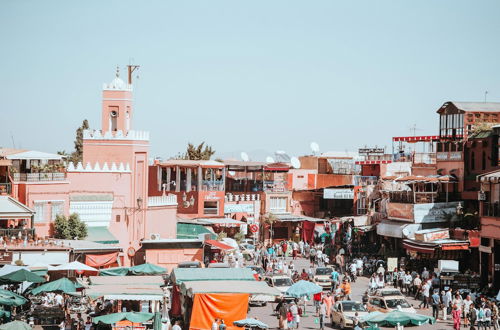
[127,65,140,85]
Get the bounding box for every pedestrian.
[219,319,226,330]
[453,305,462,330]
[485,303,492,330]
[212,318,219,330]
[491,302,499,330]
[470,304,478,330]
[340,278,351,301]
[413,275,422,298]
[464,295,474,328]
[322,292,334,319]
[289,301,299,329]
[441,290,450,321]
[84,317,92,330]
[278,300,288,329]
[319,300,327,330]
[431,289,440,319]
[478,305,486,330]
[331,267,340,292]
[353,312,362,330]
[404,271,412,294]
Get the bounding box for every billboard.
[324,188,354,199]
[387,203,414,221]
[413,201,460,223]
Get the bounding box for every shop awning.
[89,276,164,286]
[181,280,281,298]
[268,213,326,222]
[204,240,235,251]
[402,239,469,254]
[0,196,34,219]
[85,285,164,301]
[171,268,255,284]
[177,223,216,240]
[86,227,119,244]
[376,221,422,239]
[477,170,500,183]
[198,218,244,226]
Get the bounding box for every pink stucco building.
[6,70,178,266]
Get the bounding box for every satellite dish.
[240,152,249,162]
[228,171,236,176]
[265,156,275,163]
[275,150,286,155]
[310,142,320,154]
[290,157,301,169]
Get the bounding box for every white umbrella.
[51,261,97,272]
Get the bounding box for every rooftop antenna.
[240,151,249,162]
[10,132,15,149]
[127,64,140,85]
[485,91,489,102]
[310,142,320,156]
[409,124,423,136]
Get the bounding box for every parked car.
[239,243,255,251]
[263,275,294,294]
[367,295,416,313]
[313,267,333,289]
[177,261,202,268]
[331,301,369,329]
[207,262,230,268]
[372,288,403,297]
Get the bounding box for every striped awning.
[477,170,500,183]
[402,239,469,254]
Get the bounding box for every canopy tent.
[93,312,154,324]
[0,320,31,330]
[362,310,435,326]
[86,285,164,301]
[129,263,166,275]
[171,268,255,284]
[0,269,45,284]
[0,289,27,306]
[31,278,82,295]
[181,280,281,298]
[51,261,98,272]
[177,223,216,240]
[99,267,129,276]
[285,280,322,298]
[85,226,119,244]
[89,276,164,286]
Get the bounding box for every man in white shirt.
[172,320,182,330]
[413,275,422,298]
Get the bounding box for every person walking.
[219,319,227,330]
[453,305,462,330]
[464,295,474,328]
[442,290,451,321]
[319,300,327,330]
[419,281,430,309]
[431,289,440,320]
[212,318,219,330]
[491,302,499,330]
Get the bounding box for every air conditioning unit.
[150,233,161,240]
[478,191,486,201]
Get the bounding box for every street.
[248,257,452,330]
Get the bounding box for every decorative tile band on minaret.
[67,161,132,173]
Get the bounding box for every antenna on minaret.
[485,91,489,102]
[127,64,140,85]
[115,65,120,77]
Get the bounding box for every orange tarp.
[85,252,119,268]
[190,293,249,330]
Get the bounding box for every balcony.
[225,193,261,202]
[354,176,378,186]
[389,191,460,204]
[481,202,500,217]
[0,228,35,238]
[12,172,66,182]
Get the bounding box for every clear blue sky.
[1,1,499,160]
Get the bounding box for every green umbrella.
[0,310,11,319]
[93,312,155,324]
[285,280,322,298]
[0,269,45,284]
[99,267,130,276]
[364,311,436,326]
[129,263,166,275]
[0,295,26,307]
[0,289,24,300]
[0,320,31,330]
[31,278,80,295]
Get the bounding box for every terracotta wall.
[144,248,203,271]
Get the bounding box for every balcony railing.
[0,183,11,195]
[481,202,500,217]
[225,193,260,202]
[437,151,463,161]
[12,172,66,182]
[354,176,378,186]
[389,191,460,204]
[148,195,177,207]
[0,228,35,238]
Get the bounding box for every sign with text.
[323,188,354,199]
[224,203,255,214]
[358,147,385,155]
[413,201,460,223]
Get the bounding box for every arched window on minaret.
[110,106,118,131]
[126,110,130,131]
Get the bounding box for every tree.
[70,120,89,164]
[54,213,88,240]
[177,142,215,160]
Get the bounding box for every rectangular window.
[34,202,46,223]
[203,201,218,215]
[50,202,64,221]
[269,197,287,213]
